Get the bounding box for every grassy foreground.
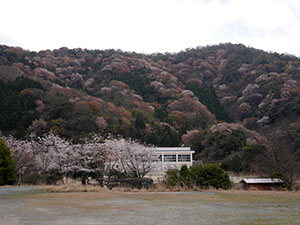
[1,186,300,225]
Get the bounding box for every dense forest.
[0,43,300,174]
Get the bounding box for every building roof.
[155,147,194,153]
[241,178,284,184]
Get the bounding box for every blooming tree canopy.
[104,138,157,178]
[5,133,157,184]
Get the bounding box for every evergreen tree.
[0,140,16,185]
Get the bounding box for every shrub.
[164,169,180,188]
[179,164,192,186]
[164,163,231,189]
[190,164,231,189]
[0,140,17,185]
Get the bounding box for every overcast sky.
[1,0,300,56]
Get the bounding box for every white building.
[147,147,195,182]
[156,147,194,168]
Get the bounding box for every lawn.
[1,186,300,225]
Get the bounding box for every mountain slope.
[0,43,299,150]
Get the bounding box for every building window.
[164,155,176,162]
[178,155,190,162]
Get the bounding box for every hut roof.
[241,178,283,184]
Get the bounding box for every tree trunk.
[17,174,22,186]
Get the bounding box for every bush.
[179,165,191,186]
[190,164,231,189]
[164,163,231,189]
[164,169,180,188]
[0,140,17,185]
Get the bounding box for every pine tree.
[0,140,16,185]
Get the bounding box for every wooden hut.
[240,178,284,190]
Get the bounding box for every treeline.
[3,133,157,185]
[1,134,233,190]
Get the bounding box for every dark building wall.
[243,183,282,190]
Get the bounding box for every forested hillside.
[1,43,300,173]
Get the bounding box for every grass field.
[1,186,300,225]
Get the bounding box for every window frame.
[178,154,191,162]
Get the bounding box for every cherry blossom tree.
[182,130,203,154]
[104,138,157,178]
[36,132,73,177]
[70,134,105,184]
[95,116,108,130]
[5,133,157,185]
[5,133,104,184]
[5,136,38,184]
